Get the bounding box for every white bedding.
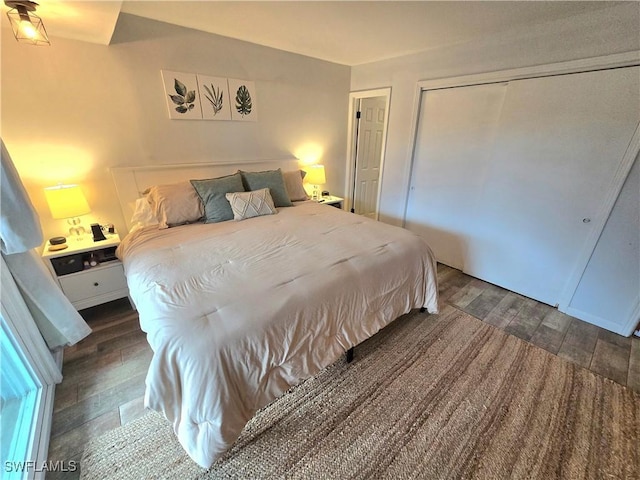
[117,201,438,468]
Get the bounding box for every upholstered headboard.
[111,158,301,232]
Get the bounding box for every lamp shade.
[305,165,326,185]
[44,185,91,219]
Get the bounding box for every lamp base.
[67,218,86,240]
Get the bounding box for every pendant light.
[5,0,50,46]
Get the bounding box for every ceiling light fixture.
[5,0,50,46]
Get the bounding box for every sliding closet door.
[407,66,639,306]
[405,83,507,270]
[471,67,639,305]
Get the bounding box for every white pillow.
[225,188,276,221]
[145,181,204,229]
[130,197,158,227]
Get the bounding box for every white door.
[405,83,508,270]
[566,153,640,335]
[406,66,640,306]
[353,96,386,219]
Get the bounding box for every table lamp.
[305,165,326,201]
[44,184,91,240]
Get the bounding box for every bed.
[112,161,439,468]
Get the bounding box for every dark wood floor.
[46,264,640,479]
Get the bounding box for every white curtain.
[1,139,91,350]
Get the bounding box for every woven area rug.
[81,305,640,479]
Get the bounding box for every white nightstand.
[317,195,344,209]
[42,234,131,311]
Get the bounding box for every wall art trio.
[161,70,257,122]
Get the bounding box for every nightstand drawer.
[59,263,128,303]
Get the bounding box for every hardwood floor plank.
[96,328,147,354]
[504,299,551,342]
[557,343,593,369]
[77,349,152,401]
[47,410,120,462]
[61,349,123,385]
[597,328,633,349]
[53,383,78,413]
[483,292,527,329]
[561,318,600,353]
[530,324,566,355]
[448,278,488,308]
[538,310,573,334]
[626,337,640,391]
[462,284,508,320]
[64,318,140,356]
[438,269,473,302]
[51,373,147,438]
[436,263,455,275]
[44,452,81,480]
[77,298,134,328]
[120,337,152,362]
[60,344,97,364]
[590,339,630,385]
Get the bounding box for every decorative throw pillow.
[145,182,203,229]
[239,169,293,207]
[225,188,276,221]
[191,173,245,223]
[283,169,309,202]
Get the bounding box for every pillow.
[130,197,158,227]
[190,173,245,223]
[239,169,293,207]
[225,188,276,221]
[145,181,203,229]
[283,169,309,202]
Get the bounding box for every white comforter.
[117,202,438,468]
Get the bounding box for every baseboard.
[30,384,56,480]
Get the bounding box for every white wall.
[350,3,640,225]
[1,13,350,239]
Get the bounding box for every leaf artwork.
[203,84,224,115]
[169,78,196,114]
[235,85,252,116]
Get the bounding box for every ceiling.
[4,1,620,65]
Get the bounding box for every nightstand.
[42,234,131,311]
[317,195,344,209]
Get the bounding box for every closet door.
[405,82,508,270]
[407,66,639,306]
[566,154,639,335]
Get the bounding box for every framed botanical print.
[197,75,232,121]
[161,70,202,120]
[228,79,258,122]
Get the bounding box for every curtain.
[1,139,91,350]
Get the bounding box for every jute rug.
[81,306,639,479]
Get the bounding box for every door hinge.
[356,111,361,119]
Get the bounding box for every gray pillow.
[190,173,245,223]
[239,169,293,207]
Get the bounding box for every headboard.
[111,158,301,232]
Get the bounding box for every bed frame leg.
[420,307,426,313]
[346,347,354,363]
